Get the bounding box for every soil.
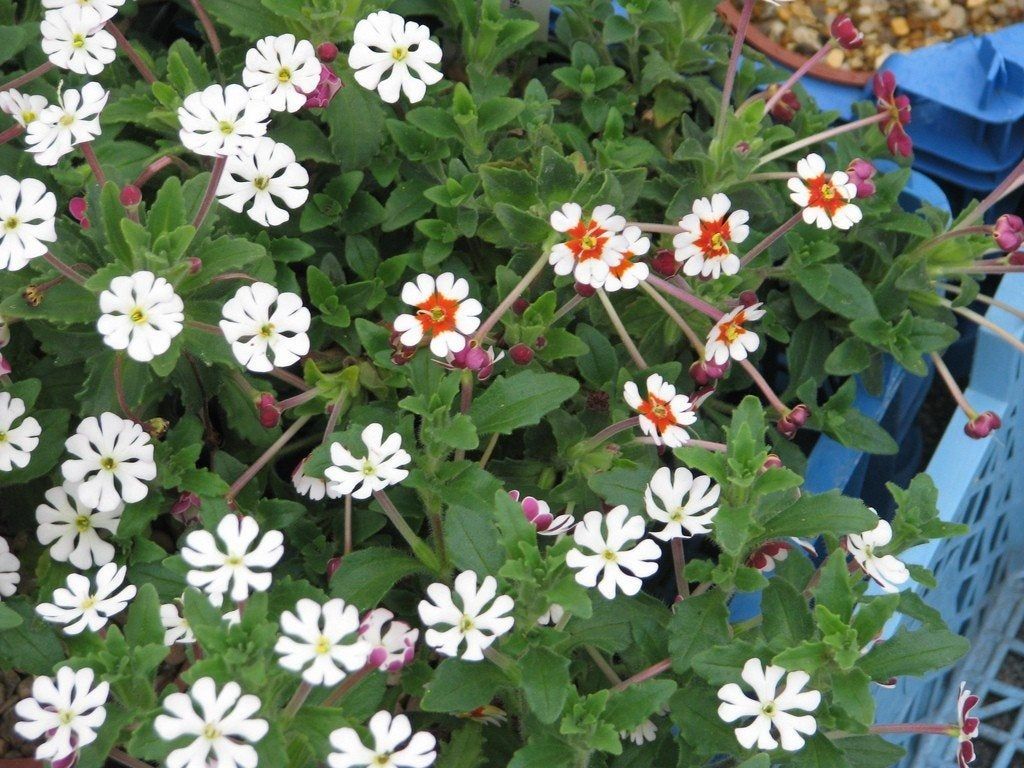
[0,670,35,760]
[747,0,1024,73]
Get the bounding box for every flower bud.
[258,392,281,428]
[739,290,759,308]
[119,184,142,208]
[574,281,596,298]
[993,214,1024,253]
[68,196,88,222]
[170,492,201,525]
[1010,251,1024,266]
[187,257,203,274]
[690,358,729,386]
[316,42,339,62]
[652,248,680,277]
[762,453,784,471]
[776,404,810,439]
[304,64,343,109]
[80,217,91,230]
[847,158,877,198]
[145,417,169,438]
[512,298,530,315]
[964,411,1001,439]
[533,335,547,350]
[326,556,342,579]
[831,14,864,49]
[510,343,534,365]
[0,352,10,377]
[22,285,43,307]
[767,87,801,124]
[735,141,751,156]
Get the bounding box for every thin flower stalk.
[763,41,834,114]
[322,663,374,707]
[474,251,549,344]
[597,288,648,370]
[915,226,992,254]
[552,294,584,323]
[672,539,689,598]
[276,388,320,411]
[268,367,311,391]
[934,263,1024,275]
[646,274,723,320]
[113,354,143,422]
[227,415,312,503]
[585,645,623,685]
[478,432,499,469]
[744,171,798,183]
[868,723,958,736]
[0,62,56,93]
[282,681,313,718]
[943,299,1024,356]
[716,0,755,142]
[639,280,705,353]
[585,416,640,450]
[937,283,1024,323]
[613,658,672,692]
[757,112,888,167]
[343,493,353,555]
[930,353,976,420]
[322,390,346,441]
[191,155,227,230]
[78,142,107,188]
[959,154,1024,228]
[0,123,23,145]
[188,0,222,55]
[737,359,788,416]
[104,21,157,84]
[42,252,88,286]
[739,211,803,267]
[373,490,438,572]
[624,221,682,235]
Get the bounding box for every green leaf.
[521,646,571,723]
[480,166,539,208]
[840,735,906,768]
[831,668,875,725]
[604,679,677,731]
[667,591,731,672]
[0,602,23,630]
[793,264,878,320]
[857,627,969,680]
[125,583,165,647]
[421,659,509,713]
[470,371,579,435]
[538,146,577,206]
[329,548,425,610]
[758,491,877,540]
[0,597,63,674]
[445,505,503,576]
[761,578,814,650]
[492,203,551,243]
[326,87,385,171]
[789,733,852,768]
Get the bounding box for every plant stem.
[671,539,689,598]
[757,112,888,167]
[597,288,648,369]
[868,723,957,736]
[585,645,622,685]
[743,171,797,183]
[187,0,222,55]
[639,280,705,353]
[959,153,1024,228]
[322,664,374,707]
[916,226,992,253]
[716,0,755,143]
[322,390,346,441]
[114,353,142,422]
[0,123,23,146]
[0,61,55,93]
[945,300,1024,357]
[210,271,259,283]
[373,489,438,571]
[474,251,550,344]
[688,439,728,452]
[624,221,682,234]
[267,367,310,391]
[612,658,672,692]
[930,353,975,420]
[109,748,153,768]
[737,359,788,415]
[41,252,88,285]
[78,142,108,188]
[934,263,1024,275]
[226,415,311,503]
[646,275,723,319]
[552,294,584,323]
[763,41,834,114]
[585,416,640,450]
[277,388,320,411]
[739,211,803,267]
[105,20,157,83]
[282,680,312,718]
[192,155,226,230]
[936,282,1024,323]
[343,494,353,555]
[478,432,499,468]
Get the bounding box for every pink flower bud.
[0,353,11,377]
[533,336,547,350]
[847,158,877,198]
[326,556,342,579]
[831,14,864,49]
[964,411,1001,439]
[304,64,343,109]
[762,453,783,471]
[735,141,751,156]
[652,248,679,277]
[187,257,203,274]
[768,88,801,124]
[510,343,534,365]
[574,281,596,298]
[777,404,810,439]
[258,393,281,428]
[512,298,530,315]
[1010,251,1024,266]
[119,184,142,207]
[170,492,201,524]
[993,214,1024,253]
[316,42,339,63]
[739,290,759,308]
[68,197,88,222]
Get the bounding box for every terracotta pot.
[716,1,872,87]
[0,760,44,767]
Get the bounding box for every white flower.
[0,391,41,471]
[673,193,750,279]
[788,153,862,230]
[275,598,371,686]
[418,570,515,661]
[215,137,308,226]
[0,536,20,598]
[161,602,195,645]
[328,710,437,768]
[97,271,185,362]
[846,515,909,593]
[621,719,658,745]
[182,514,284,603]
[14,667,109,762]
[219,282,311,372]
[718,658,821,751]
[325,423,411,500]
[549,203,628,288]
[42,0,125,23]
[643,467,719,541]
[154,677,268,768]
[704,302,766,367]
[623,373,697,448]
[566,506,661,600]
[293,456,343,500]
[37,562,136,635]
[243,34,321,113]
[0,89,48,127]
[25,82,108,167]
[392,273,482,358]
[41,6,116,76]
[537,603,565,626]
[62,412,156,512]
[0,175,57,271]
[177,84,270,158]
[36,483,121,569]
[603,225,651,292]
[348,11,443,104]
[360,608,419,672]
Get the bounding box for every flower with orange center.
[623,373,697,448]
[705,302,766,366]
[604,226,650,292]
[787,153,861,231]
[393,272,482,358]
[674,193,750,279]
[549,202,628,288]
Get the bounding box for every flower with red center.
[604,226,650,292]
[705,302,766,366]
[874,71,913,157]
[957,682,980,768]
[392,272,482,358]
[509,490,576,536]
[549,203,628,288]
[623,373,697,448]
[673,194,750,279]
[788,153,862,230]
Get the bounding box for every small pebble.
[890,16,911,35]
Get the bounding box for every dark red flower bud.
[739,290,759,308]
[68,196,88,222]
[1010,251,1024,266]
[510,343,534,365]
[533,336,547,350]
[119,184,142,207]
[768,87,801,124]
[258,393,281,428]
[512,298,530,315]
[304,64,343,109]
[964,411,1001,439]
[187,257,203,274]
[316,42,339,62]
[652,248,680,277]
[170,492,201,524]
[326,556,342,579]
[762,453,784,470]
[993,214,1024,253]
[735,141,751,156]
[831,14,864,49]
[574,282,596,298]
[777,404,810,439]
[79,217,91,230]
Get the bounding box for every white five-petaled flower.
[360,608,419,672]
[566,506,661,600]
[704,302,767,367]
[643,467,720,541]
[418,570,515,661]
[0,89,48,127]
[0,536,20,598]
[348,11,443,104]
[154,677,268,768]
[177,84,270,158]
[14,666,109,763]
[243,34,321,113]
[42,0,125,22]
[182,514,284,603]
[36,562,136,635]
[62,412,156,512]
[26,82,108,167]
[621,719,658,746]
[603,225,651,292]
[97,271,185,362]
[36,483,121,569]
[325,423,411,500]
[392,272,482,358]
[161,602,195,645]
[846,514,909,593]
[623,373,697,448]
[718,658,821,752]
[41,6,116,76]
[293,456,343,501]
[219,282,311,372]
[788,153,862,231]
[549,203,628,288]
[275,598,371,686]
[215,137,309,226]
[0,391,41,471]
[0,175,57,271]
[673,193,750,278]
[329,710,437,768]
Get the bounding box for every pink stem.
[0,62,55,93]
[763,42,834,114]
[960,153,1024,228]
[930,353,976,420]
[188,0,222,55]
[0,123,23,146]
[646,274,723,320]
[277,388,320,410]
[737,359,788,415]
[78,142,107,188]
[624,221,682,234]
[105,20,157,84]
[192,155,226,230]
[671,539,689,598]
[612,658,672,692]
[226,415,311,503]
[41,252,87,286]
[716,0,756,141]
[473,251,549,344]
[869,723,956,736]
[740,211,803,267]
[586,416,640,449]
[758,112,889,167]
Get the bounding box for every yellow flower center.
[258,323,275,338]
[602,548,617,562]
[58,710,75,726]
[253,176,270,191]
[129,307,147,325]
[314,635,331,655]
[20,110,36,124]
[762,701,777,716]
[81,595,97,610]
[202,723,221,740]
[218,120,234,135]
[362,460,377,476]
[226,554,243,567]
[99,456,117,471]
[3,216,19,231]
[277,67,292,83]
[59,113,75,127]
[458,614,475,632]
[710,232,727,251]
[721,323,743,344]
[71,33,86,49]
[820,183,835,200]
[0,432,7,443]
[580,234,598,250]
[391,46,408,61]
[373,756,390,766]
[75,514,92,532]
